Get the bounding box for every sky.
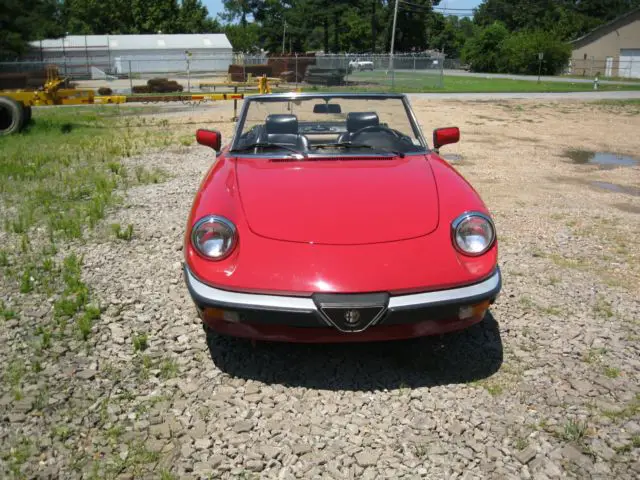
[202,0,483,20]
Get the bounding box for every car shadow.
[206,312,503,391]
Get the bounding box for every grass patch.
[159,358,179,380]
[594,295,614,319]
[1,437,33,477]
[603,367,621,379]
[601,394,640,420]
[132,333,149,352]
[314,71,640,93]
[0,300,17,320]
[111,223,134,241]
[563,419,588,443]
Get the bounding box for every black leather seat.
[260,114,309,150]
[338,112,380,143]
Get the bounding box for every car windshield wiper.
[312,142,405,158]
[230,143,307,157]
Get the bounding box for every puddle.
[550,176,640,197]
[563,149,639,169]
[613,203,640,214]
[591,181,640,197]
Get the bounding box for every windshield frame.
[230,93,428,156]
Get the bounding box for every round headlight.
[452,212,495,256]
[191,216,237,260]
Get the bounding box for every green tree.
[178,0,222,33]
[461,21,509,72]
[62,0,134,34]
[499,30,571,75]
[130,0,180,33]
[224,23,261,52]
[474,0,640,40]
[0,0,64,58]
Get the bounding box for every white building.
[27,34,234,78]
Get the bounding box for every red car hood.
[236,155,439,245]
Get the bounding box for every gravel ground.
[1,99,639,479]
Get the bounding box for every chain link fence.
[1,53,445,94]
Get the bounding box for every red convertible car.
[184,93,500,342]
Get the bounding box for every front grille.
[313,292,389,332]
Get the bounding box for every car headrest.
[346,112,379,132]
[265,114,298,135]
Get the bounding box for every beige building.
[570,7,640,78]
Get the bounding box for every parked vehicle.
[348,59,374,71]
[184,93,501,343]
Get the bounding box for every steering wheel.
[351,125,403,141]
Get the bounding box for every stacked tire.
[0,96,31,136]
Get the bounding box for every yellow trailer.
[1,66,96,135]
[1,68,278,136]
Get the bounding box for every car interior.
[239,107,420,154]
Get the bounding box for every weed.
[514,436,529,450]
[159,358,179,379]
[34,389,48,410]
[134,166,165,185]
[159,470,178,480]
[179,135,194,147]
[1,437,33,476]
[6,360,25,389]
[541,305,562,316]
[583,347,607,364]
[39,327,52,349]
[53,425,73,441]
[107,161,123,175]
[594,295,613,319]
[0,249,8,266]
[0,300,17,320]
[563,419,588,442]
[519,296,535,309]
[76,304,100,340]
[20,267,34,293]
[601,394,640,420]
[604,367,620,379]
[549,254,587,269]
[32,360,43,373]
[485,384,504,396]
[413,443,429,458]
[133,333,149,352]
[111,223,134,241]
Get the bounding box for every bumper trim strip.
[185,266,501,311]
[388,269,501,309]
[185,268,316,311]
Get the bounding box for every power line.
[400,0,474,11]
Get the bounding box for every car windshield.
[232,95,426,156]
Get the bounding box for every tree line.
[2,0,640,75]
[0,0,220,58]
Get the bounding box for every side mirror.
[433,127,460,151]
[196,129,221,151]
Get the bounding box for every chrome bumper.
[184,265,501,313]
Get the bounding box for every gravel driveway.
[1,99,639,479]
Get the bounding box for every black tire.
[22,105,32,127]
[0,96,25,136]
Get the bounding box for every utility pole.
[282,19,287,55]
[388,0,399,88]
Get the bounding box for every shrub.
[500,30,571,75]
[97,87,113,95]
[462,23,571,75]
